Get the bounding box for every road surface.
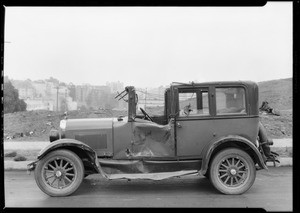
[4,167,292,210]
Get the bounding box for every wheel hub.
[55,170,62,178]
[230,168,237,175]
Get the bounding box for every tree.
[4,81,27,113]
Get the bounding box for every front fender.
[28,139,101,174]
[200,135,268,175]
[38,139,95,159]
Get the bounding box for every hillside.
[258,78,292,111]
[4,78,292,141]
[257,78,292,138]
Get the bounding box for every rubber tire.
[209,148,256,195]
[34,149,84,197]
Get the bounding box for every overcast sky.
[4,2,292,88]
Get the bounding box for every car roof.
[170,80,258,88]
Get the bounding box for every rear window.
[216,87,246,115]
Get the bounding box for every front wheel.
[209,148,256,195]
[34,149,84,197]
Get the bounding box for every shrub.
[4,151,17,157]
[4,81,27,114]
[13,155,27,161]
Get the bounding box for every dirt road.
[4,167,293,210]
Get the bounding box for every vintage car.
[28,81,279,197]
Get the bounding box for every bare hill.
[257,78,292,139]
[258,78,292,111]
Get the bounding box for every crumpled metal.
[126,119,175,157]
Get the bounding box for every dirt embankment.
[259,110,292,139]
[257,78,292,138]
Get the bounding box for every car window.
[179,89,209,117]
[216,87,246,115]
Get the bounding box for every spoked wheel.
[209,148,256,195]
[34,149,84,197]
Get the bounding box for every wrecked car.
[28,81,279,196]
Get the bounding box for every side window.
[216,87,246,115]
[179,89,209,117]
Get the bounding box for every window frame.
[176,86,212,120]
[213,85,249,117]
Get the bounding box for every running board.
[103,170,199,180]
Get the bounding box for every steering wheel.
[139,107,154,122]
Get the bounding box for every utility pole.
[144,88,147,110]
[55,85,59,111]
[65,89,68,111]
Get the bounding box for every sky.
[4,2,292,88]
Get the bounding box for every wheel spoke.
[230,177,233,186]
[235,159,241,166]
[64,175,73,183]
[238,170,247,174]
[234,177,239,184]
[54,159,59,168]
[61,178,66,187]
[57,178,61,188]
[220,163,229,169]
[238,164,245,169]
[225,159,231,166]
[48,164,55,170]
[219,173,228,179]
[63,162,69,169]
[50,177,57,186]
[45,169,54,173]
[45,174,55,180]
[237,174,245,180]
[224,176,230,184]
[65,167,74,172]
[231,158,235,166]
[60,159,63,167]
[219,169,228,172]
[65,173,75,177]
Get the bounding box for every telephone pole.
[55,85,59,111]
[144,88,147,110]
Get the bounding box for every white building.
[25,99,54,111]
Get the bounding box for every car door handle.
[177,122,182,128]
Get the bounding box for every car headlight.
[60,120,67,130]
[49,129,60,142]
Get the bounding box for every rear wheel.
[34,149,84,197]
[209,148,256,194]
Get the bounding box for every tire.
[34,149,84,197]
[209,148,256,195]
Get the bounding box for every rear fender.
[200,135,268,175]
[36,139,101,173]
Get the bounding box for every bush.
[13,155,27,161]
[4,81,27,114]
[4,151,17,157]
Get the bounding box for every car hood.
[65,118,113,131]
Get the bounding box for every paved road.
[4,167,292,210]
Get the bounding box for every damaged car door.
[176,87,214,157]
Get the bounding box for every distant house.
[25,99,54,111]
